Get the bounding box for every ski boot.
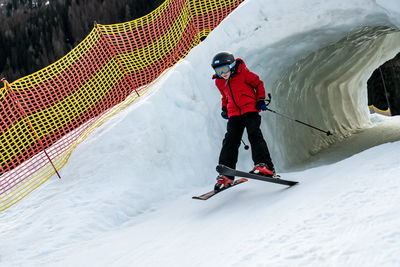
[214,175,234,191]
[250,163,275,177]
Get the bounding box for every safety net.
[0,0,244,211]
[369,105,392,116]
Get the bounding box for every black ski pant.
[218,112,274,175]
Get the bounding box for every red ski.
[192,178,248,200]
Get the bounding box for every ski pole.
[241,139,249,150]
[266,107,332,136]
[264,94,332,136]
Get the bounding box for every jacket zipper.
[227,79,242,115]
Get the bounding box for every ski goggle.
[214,62,236,77]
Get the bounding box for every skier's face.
[214,64,232,79]
[220,71,231,80]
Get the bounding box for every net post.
[2,79,62,179]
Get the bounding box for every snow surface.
[1,0,400,266]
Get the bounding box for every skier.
[211,52,275,190]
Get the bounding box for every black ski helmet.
[211,52,235,69]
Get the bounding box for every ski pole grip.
[266,93,272,106]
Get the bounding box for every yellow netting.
[369,105,392,116]
[0,0,244,211]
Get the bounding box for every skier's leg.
[218,115,245,170]
[244,112,274,169]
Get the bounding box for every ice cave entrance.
[267,26,400,170]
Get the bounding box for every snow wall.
[191,0,400,170]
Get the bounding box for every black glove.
[221,106,228,119]
[256,98,268,111]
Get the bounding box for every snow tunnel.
[255,26,400,170]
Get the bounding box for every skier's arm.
[246,71,266,101]
[217,86,228,108]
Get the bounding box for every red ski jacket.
[213,58,266,117]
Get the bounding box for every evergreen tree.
[0,0,163,81]
[367,53,400,116]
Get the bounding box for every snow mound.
[1,0,400,266]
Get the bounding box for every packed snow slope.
[1,0,400,266]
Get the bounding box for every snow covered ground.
[1,0,400,266]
